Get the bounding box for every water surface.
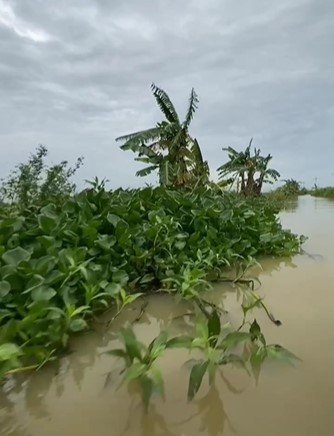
[1,195,334,436]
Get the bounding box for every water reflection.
[140,405,179,436]
[176,385,235,436]
[281,198,299,212]
[0,378,32,436]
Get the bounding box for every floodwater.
[1,195,334,436]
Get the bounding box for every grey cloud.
[0,0,333,189]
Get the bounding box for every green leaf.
[175,240,186,250]
[151,83,180,124]
[166,335,193,349]
[147,331,168,359]
[208,310,221,347]
[69,318,88,332]
[250,319,261,338]
[112,270,129,286]
[107,213,122,227]
[250,346,267,368]
[0,217,24,236]
[107,349,127,359]
[139,274,155,284]
[119,328,143,362]
[23,275,44,294]
[0,343,22,361]
[195,320,209,341]
[31,286,57,302]
[37,235,57,249]
[44,270,64,285]
[188,360,209,401]
[96,235,116,250]
[2,247,31,267]
[124,292,143,305]
[0,281,11,298]
[250,346,267,384]
[140,375,154,410]
[221,332,251,350]
[105,283,122,296]
[71,306,90,317]
[250,319,266,346]
[38,214,58,233]
[124,363,147,382]
[266,345,300,364]
[35,255,57,276]
[7,233,20,249]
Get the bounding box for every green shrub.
[311,187,334,198]
[0,145,83,207]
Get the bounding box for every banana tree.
[217,139,280,196]
[116,84,209,188]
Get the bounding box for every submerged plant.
[108,328,170,409]
[109,307,300,408]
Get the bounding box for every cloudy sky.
[0,0,333,189]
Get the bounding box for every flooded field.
[1,195,334,436]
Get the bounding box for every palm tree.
[116,84,209,187]
[217,139,280,196]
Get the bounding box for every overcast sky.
[0,0,333,189]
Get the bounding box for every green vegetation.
[311,186,334,199]
[217,139,280,196]
[0,184,302,379]
[0,145,83,207]
[110,303,299,408]
[116,84,209,188]
[0,84,305,407]
[277,179,303,197]
[265,179,305,208]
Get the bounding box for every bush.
[311,187,334,198]
[0,145,83,207]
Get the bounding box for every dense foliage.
[264,179,305,209]
[0,145,83,207]
[311,186,334,198]
[0,185,302,378]
[116,84,209,187]
[217,139,280,196]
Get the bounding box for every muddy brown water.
[1,195,334,436]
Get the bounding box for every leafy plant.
[108,309,299,408]
[311,186,334,199]
[116,84,209,187]
[109,328,169,409]
[217,139,280,196]
[0,145,83,206]
[0,343,22,378]
[0,184,303,378]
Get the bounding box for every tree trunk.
[240,172,246,194]
[245,170,255,196]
